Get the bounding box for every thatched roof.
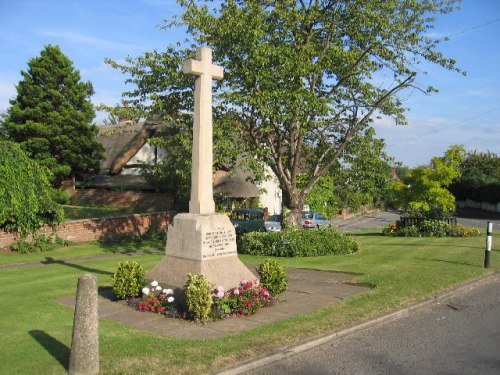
[97,118,163,174]
[213,170,260,198]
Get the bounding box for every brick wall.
[0,211,175,249]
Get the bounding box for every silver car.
[264,214,282,232]
[301,211,331,229]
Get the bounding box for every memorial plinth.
[147,213,256,290]
[146,46,255,291]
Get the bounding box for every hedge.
[238,228,360,257]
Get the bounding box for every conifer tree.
[2,44,103,185]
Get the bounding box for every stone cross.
[183,47,224,215]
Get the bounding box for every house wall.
[121,143,168,175]
[257,165,282,215]
[0,212,174,249]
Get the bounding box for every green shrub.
[256,259,288,298]
[185,273,213,323]
[420,220,448,237]
[9,232,69,253]
[238,228,359,257]
[111,260,146,300]
[382,222,481,237]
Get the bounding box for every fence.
[398,216,457,228]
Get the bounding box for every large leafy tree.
[2,45,103,185]
[394,145,465,217]
[108,0,461,226]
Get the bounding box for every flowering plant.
[128,280,178,317]
[212,279,271,318]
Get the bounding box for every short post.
[69,274,99,375]
[484,222,493,268]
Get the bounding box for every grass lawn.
[0,231,498,374]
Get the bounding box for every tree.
[394,145,465,217]
[0,140,64,238]
[331,128,395,212]
[1,45,103,185]
[107,0,461,226]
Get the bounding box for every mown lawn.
[0,231,498,374]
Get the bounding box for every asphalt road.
[332,209,500,233]
[245,275,500,375]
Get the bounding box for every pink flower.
[233,289,240,295]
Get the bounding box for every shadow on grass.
[97,238,164,254]
[29,330,69,370]
[42,257,114,276]
[417,257,482,268]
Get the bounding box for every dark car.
[301,211,331,229]
[230,208,266,235]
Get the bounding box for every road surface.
[245,275,500,375]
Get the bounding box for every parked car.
[230,208,266,235]
[301,211,331,229]
[264,214,282,232]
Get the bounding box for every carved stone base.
[146,213,256,291]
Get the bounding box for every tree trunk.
[282,189,305,229]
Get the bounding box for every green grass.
[62,205,143,220]
[0,230,498,374]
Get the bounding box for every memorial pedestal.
[146,213,256,291]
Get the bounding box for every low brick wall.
[0,211,175,249]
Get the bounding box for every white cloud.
[0,77,16,113]
[37,30,145,52]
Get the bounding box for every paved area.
[57,268,370,339]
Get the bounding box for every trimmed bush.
[111,260,146,300]
[238,228,360,257]
[185,273,213,323]
[382,222,481,237]
[256,259,288,298]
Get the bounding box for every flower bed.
[127,279,273,321]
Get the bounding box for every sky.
[0,0,499,167]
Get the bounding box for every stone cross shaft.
[183,46,224,215]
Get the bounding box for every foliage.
[212,280,271,318]
[1,45,103,186]
[303,175,339,218]
[128,280,179,317]
[382,221,481,237]
[9,232,69,253]
[0,140,64,238]
[393,145,465,216]
[449,150,500,203]
[185,273,213,323]
[256,259,288,298]
[106,0,461,227]
[331,128,397,211]
[238,228,359,257]
[111,260,147,300]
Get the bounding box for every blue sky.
[0,0,499,167]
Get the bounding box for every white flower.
[233,289,240,295]
[167,296,174,303]
[165,288,174,295]
[162,289,168,294]
[151,280,159,287]
[142,287,150,295]
[155,285,162,291]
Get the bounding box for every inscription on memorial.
[202,227,236,259]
